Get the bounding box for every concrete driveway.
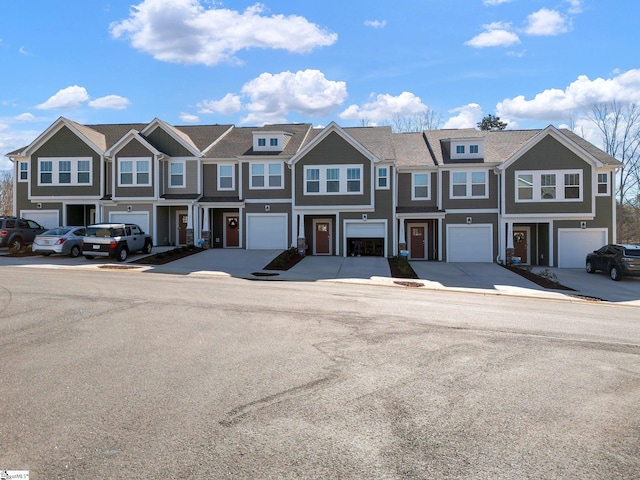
[2,247,638,306]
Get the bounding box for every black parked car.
[586,244,640,281]
[0,216,46,250]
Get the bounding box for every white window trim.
[118,157,152,187]
[515,169,583,202]
[169,160,186,188]
[250,161,284,190]
[596,172,610,196]
[37,157,92,186]
[303,164,363,195]
[18,161,29,182]
[411,172,430,200]
[449,170,488,199]
[376,166,390,190]
[217,164,235,191]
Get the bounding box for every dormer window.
[258,138,266,147]
[449,139,484,160]
[253,131,291,152]
[456,145,465,154]
[270,138,278,147]
[470,145,479,154]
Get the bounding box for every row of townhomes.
[7,116,621,268]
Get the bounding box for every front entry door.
[314,220,331,255]
[177,211,188,245]
[513,228,529,264]
[225,214,239,247]
[410,226,425,259]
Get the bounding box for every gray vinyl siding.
[30,126,101,197]
[145,128,193,157]
[441,169,497,210]
[165,159,198,195]
[294,132,372,207]
[505,136,593,215]
[397,171,438,208]
[204,164,241,197]
[242,161,291,200]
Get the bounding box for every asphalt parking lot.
[1,247,638,306]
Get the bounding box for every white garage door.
[558,229,607,268]
[246,214,288,249]
[20,210,59,229]
[345,221,385,239]
[447,224,493,262]
[109,212,150,234]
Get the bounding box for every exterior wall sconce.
[362,214,367,221]
[466,216,472,224]
[264,204,270,212]
[580,221,587,229]
[127,205,132,212]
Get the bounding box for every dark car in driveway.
[0,216,46,250]
[586,244,640,281]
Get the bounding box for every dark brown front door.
[513,229,528,264]
[178,213,188,245]
[315,221,330,255]
[410,226,425,259]
[225,215,239,247]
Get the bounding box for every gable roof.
[23,117,108,156]
[141,118,202,157]
[105,129,162,157]
[206,123,312,158]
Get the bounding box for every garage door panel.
[20,210,59,229]
[345,222,385,238]
[247,215,287,250]
[447,225,493,263]
[558,229,607,268]
[109,212,150,234]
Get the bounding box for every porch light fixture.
[362,214,367,221]
[466,216,472,224]
[580,221,586,229]
[265,204,270,212]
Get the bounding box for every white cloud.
[109,0,337,66]
[88,95,130,110]
[35,86,90,110]
[465,22,520,48]
[566,0,583,14]
[497,69,640,121]
[364,20,387,28]
[523,8,570,36]
[483,0,511,5]
[14,113,36,122]
[240,69,347,124]
[442,103,483,129]
[339,92,430,121]
[198,93,242,115]
[179,113,199,123]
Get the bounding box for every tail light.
[57,238,66,245]
[0,230,7,237]
[110,241,117,248]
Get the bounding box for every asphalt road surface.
[1,267,639,479]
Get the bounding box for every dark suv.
[0,216,46,250]
[586,244,640,281]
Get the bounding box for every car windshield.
[42,228,70,236]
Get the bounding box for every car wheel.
[143,241,153,254]
[70,245,81,258]
[610,265,622,281]
[84,255,94,260]
[10,237,23,251]
[117,247,129,262]
[586,260,595,273]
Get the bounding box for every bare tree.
[391,110,442,132]
[0,170,13,216]
[590,101,640,206]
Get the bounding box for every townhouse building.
[8,117,621,268]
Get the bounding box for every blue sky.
[2,0,640,171]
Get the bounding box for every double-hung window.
[38,157,92,186]
[250,162,283,189]
[597,172,609,195]
[19,161,29,181]
[218,164,234,190]
[170,161,185,187]
[376,166,389,189]
[516,170,582,201]
[456,145,465,154]
[304,165,363,195]
[450,170,487,198]
[119,157,151,186]
[412,173,429,200]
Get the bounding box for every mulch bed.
[503,264,574,291]
[388,257,419,279]
[131,246,204,265]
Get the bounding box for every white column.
[399,218,406,246]
[297,213,305,239]
[187,204,193,229]
[202,207,210,231]
[506,221,514,249]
